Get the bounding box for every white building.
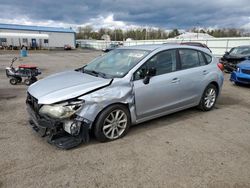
[0,23,75,49]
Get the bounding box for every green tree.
[168,29,180,38]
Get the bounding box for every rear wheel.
[24,78,32,86]
[198,84,218,111]
[9,77,18,85]
[94,104,131,142]
[16,77,22,83]
[31,77,37,83]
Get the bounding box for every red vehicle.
[5,57,41,85]
[64,44,72,50]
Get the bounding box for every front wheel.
[198,84,218,111]
[94,104,131,142]
[9,77,18,85]
[234,81,240,86]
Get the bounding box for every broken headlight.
[39,100,84,119]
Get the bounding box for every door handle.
[203,70,209,75]
[171,78,180,83]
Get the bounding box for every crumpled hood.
[224,54,248,60]
[28,71,112,104]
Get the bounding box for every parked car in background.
[64,44,72,50]
[220,45,250,73]
[230,60,250,85]
[181,42,212,53]
[102,43,119,52]
[26,44,224,149]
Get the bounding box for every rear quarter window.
[204,53,212,64]
[198,52,207,66]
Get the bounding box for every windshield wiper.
[91,70,107,78]
[84,69,107,78]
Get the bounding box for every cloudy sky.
[0,0,250,30]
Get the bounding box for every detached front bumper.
[26,97,90,149]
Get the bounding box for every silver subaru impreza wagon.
[26,44,224,149]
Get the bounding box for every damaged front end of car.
[26,93,91,149]
[26,77,135,149]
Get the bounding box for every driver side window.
[134,49,177,80]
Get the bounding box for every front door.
[133,49,183,120]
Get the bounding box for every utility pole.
[114,28,117,41]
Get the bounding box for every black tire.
[9,77,18,85]
[31,77,37,83]
[17,77,22,83]
[94,104,131,142]
[24,79,32,86]
[198,84,218,111]
[234,82,240,86]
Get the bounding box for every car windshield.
[230,47,250,56]
[83,49,149,78]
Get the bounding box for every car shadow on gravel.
[217,92,250,109]
[234,83,250,88]
[128,107,203,136]
[216,95,241,106]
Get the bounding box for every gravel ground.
[0,50,250,188]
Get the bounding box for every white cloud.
[78,14,142,30]
[241,17,250,29]
[2,0,250,30]
[0,17,75,29]
[0,14,145,32]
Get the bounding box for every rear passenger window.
[204,54,212,64]
[198,52,207,66]
[179,49,200,69]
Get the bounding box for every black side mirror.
[225,51,229,55]
[147,67,156,76]
[143,67,156,84]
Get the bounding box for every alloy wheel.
[102,109,127,139]
[204,88,216,109]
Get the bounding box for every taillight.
[217,63,224,71]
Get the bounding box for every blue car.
[230,60,250,85]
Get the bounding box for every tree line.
[76,26,247,40]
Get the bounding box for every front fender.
[76,80,136,127]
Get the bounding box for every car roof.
[181,42,204,44]
[235,45,250,48]
[121,44,164,51]
[120,44,212,54]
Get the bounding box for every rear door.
[176,49,209,105]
